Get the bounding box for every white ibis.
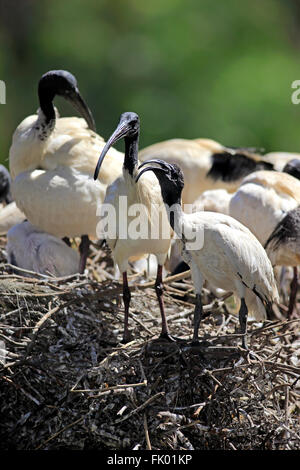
[137,160,279,349]
[139,138,272,205]
[94,112,172,343]
[7,221,80,277]
[9,70,124,273]
[264,207,300,317]
[229,170,300,316]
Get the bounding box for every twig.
[115,392,165,424]
[35,416,84,450]
[143,413,152,450]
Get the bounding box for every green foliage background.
[1,0,300,164]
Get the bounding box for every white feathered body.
[7,221,80,277]
[0,202,26,235]
[9,112,124,238]
[192,188,232,214]
[229,171,300,246]
[101,168,172,273]
[174,210,279,320]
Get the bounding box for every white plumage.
[229,171,300,245]
[180,211,278,320]
[137,160,279,349]
[0,202,26,235]
[192,188,232,214]
[229,170,300,317]
[7,221,80,278]
[10,121,123,237]
[102,170,171,274]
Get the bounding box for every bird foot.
[158,332,185,343]
[121,332,132,344]
[235,347,262,365]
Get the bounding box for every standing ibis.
[137,160,279,349]
[94,112,172,343]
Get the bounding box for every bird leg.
[239,298,248,350]
[122,271,131,343]
[79,234,90,274]
[155,264,173,341]
[191,293,203,345]
[287,267,298,319]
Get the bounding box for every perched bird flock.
[1,69,299,352]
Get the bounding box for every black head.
[136,159,184,206]
[38,70,96,131]
[0,164,12,203]
[94,112,140,180]
[282,159,300,180]
[38,70,78,99]
[118,112,140,138]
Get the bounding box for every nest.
[0,237,299,450]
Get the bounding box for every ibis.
[94,112,172,343]
[264,207,300,317]
[139,138,273,205]
[229,170,300,315]
[7,221,80,278]
[9,70,124,273]
[137,160,279,349]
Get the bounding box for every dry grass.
[0,237,299,450]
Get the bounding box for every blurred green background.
[1,0,300,165]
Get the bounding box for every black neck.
[160,186,182,231]
[38,89,56,125]
[124,135,139,176]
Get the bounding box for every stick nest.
[0,237,299,450]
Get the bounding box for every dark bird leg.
[79,234,90,274]
[287,267,298,319]
[155,264,173,340]
[239,298,248,350]
[122,271,131,343]
[191,293,203,345]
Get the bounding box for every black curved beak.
[65,89,96,132]
[135,159,170,183]
[94,120,130,180]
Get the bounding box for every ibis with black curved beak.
[94,112,172,343]
[137,159,279,350]
[9,70,123,273]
